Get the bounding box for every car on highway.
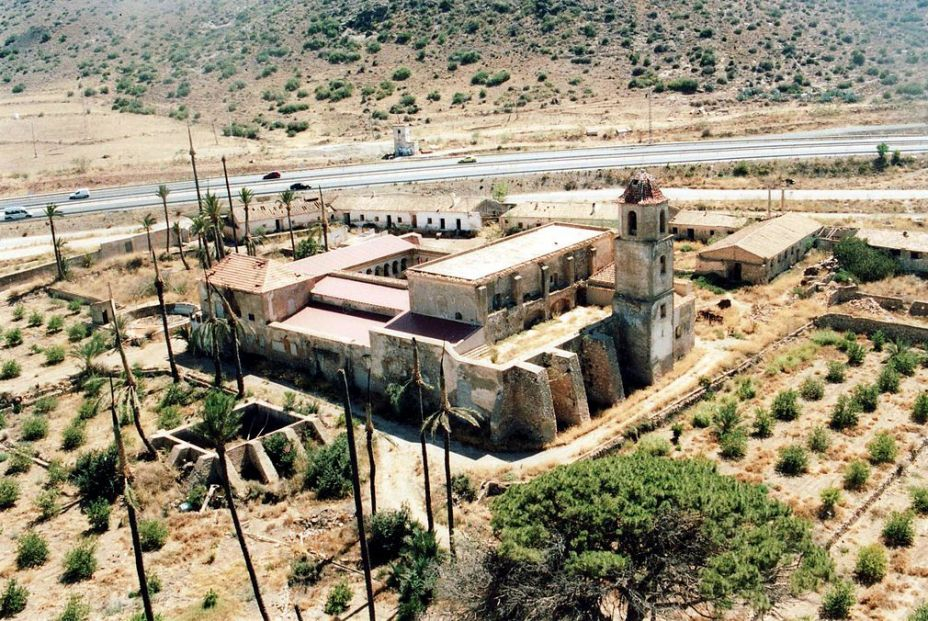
[289,182,311,191]
[262,171,281,180]
[3,208,32,221]
[458,156,477,164]
[69,188,90,200]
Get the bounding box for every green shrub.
[202,588,218,609]
[0,360,20,379]
[867,432,898,464]
[735,377,756,400]
[871,330,886,352]
[3,328,23,348]
[807,426,830,453]
[851,384,878,413]
[829,395,860,431]
[45,345,66,365]
[84,498,110,532]
[35,487,60,520]
[304,433,352,499]
[262,433,296,478]
[392,66,411,81]
[719,430,747,460]
[908,604,928,621]
[324,580,353,615]
[913,393,928,424]
[55,595,90,621]
[0,579,28,618]
[369,506,420,565]
[27,311,43,327]
[854,544,887,585]
[819,487,841,520]
[746,408,770,439]
[46,315,64,333]
[711,398,740,436]
[5,451,31,476]
[799,377,825,401]
[771,390,801,421]
[61,540,97,583]
[157,405,182,430]
[911,486,928,515]
[845,341,866,366]
[288,554,321,587]
[811,330,842,346]
[16,531,49,569]
[877,364,900,394]
[636,434,672,456]
[452,473,476,502]
[67,300,82,313]
[33,396,58,414]
[77,398,100,421]
[21,416,47,441]
[691,407,712,428]
[820,579,854,619]
[70,445,121,506]
[391,529,443,619]
[67,323,88,342]
[139,519,168,551]
[775,445,808,476]
[61,421,86,451]
[46,459,68,487]
[888,346,920,376]
[834,236,898,282]
[826,361,846,383]
[667,77,699,93]
[844,460,870,491]
[882,511,915,547]
[11,305,24,321]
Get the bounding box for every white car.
[2,208,32,221]
[69,188,90,200]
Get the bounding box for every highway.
[2,126,927,221]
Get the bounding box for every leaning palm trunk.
[109,378,156,621]
[338,370,377,621]
[442,426,455,557]
[412,339,434,532]
[144,225,179,383]
[173,223,190,270]
[365,369,376,516]
[107,291,157,459]
[217,441,271,621]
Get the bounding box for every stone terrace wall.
[814,314,928,345]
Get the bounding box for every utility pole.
[187,124,203,210]
[647,89,653,145]
[767,188,772,219]
[221,155,239,253]
[780,188,786,213]
[31,120,37,158]
[318,186,329,252]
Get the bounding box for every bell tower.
[612,170,674,385]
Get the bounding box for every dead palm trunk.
[109,378,156,621]
[412,339,434,532]
[338,369,376,621]
[107,290,157,459]
[442,426,455,558]
[46,204,64,280]
[286,204,296,257]
[221,156,239,253]
[173,223,190,270]
[210,284,245,398]
[217,441,271,621]
[365,368,376,516]
[144,224,180,383]
[157,186,172,256]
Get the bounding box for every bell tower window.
[659,210,667,234]
[660,255,667,275]
[627,210,638,237]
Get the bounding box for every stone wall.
[814,314,928,345]
[828,284,928,318]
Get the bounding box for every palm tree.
[202,192,226,260]
[142,214,179,383]
[421,346,480,558]
[196,270,226,388]
[196,390,270,621]
[108,377,156,621]
[337,369,376,621]
[412,339,435,532]
[107,290,157,459]
[189,212,211,268]
[238,188,255,257]
[208,282,246,398]
[45,203,64,280]
[278,190,297,257]
[155,185,172,256]
[364,363,377,515]
[172,221,190,270]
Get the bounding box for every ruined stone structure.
[201,172,695,450]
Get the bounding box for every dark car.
[381,153,396,160]
[262,171,281,180]
[290,182,311,191]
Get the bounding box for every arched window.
[384,263,391,277]
[400,258,407,271]
[627,210,638,236]
[375,266,382,276]
[660,255,667,275]
[659,210,667,234]
[392,260,399,274]
[454,312,463,320]
[366,269,372,275]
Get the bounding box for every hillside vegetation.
[1,0,927,141]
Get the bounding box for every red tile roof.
[205,254,307,293]
[312,276,410,313]
[619,170,666,205]
[290,235,418,280]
